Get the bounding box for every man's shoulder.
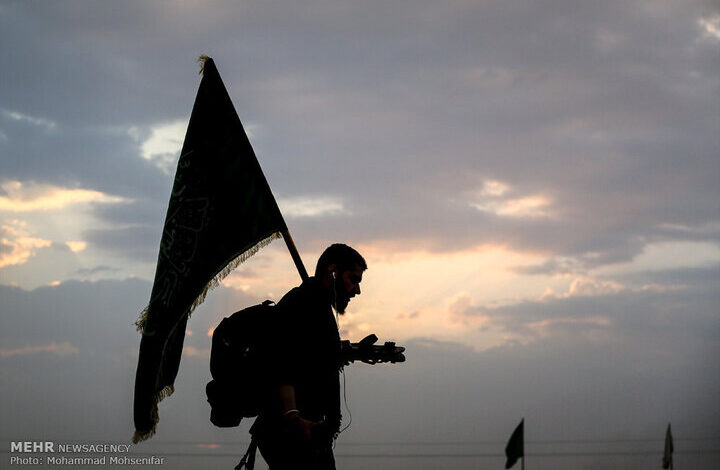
[278,277,325,307]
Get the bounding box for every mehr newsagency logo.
[9,441,165,466]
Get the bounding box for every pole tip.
[197,55,212,75]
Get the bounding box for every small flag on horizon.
[132,56,288,443]
[505,418,524,469]
[662,423,674,469]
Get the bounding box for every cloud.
[345,334,720,450]
[658,221,720,236]
[133,120,187,174]
[698,14,720,41]
[0,180,127,212]
[466,179,554,219]
[478,180,509,197]
[278,196,345,218]
[470,194,553,218]
[0,341,79,358]
[65,241,87,253]
[447,293,495,332]
[0,220,51,268]
[73,265,119,276]
[395,311,420,321]
[513,238,720,279]
[83,225,160,261]
[2,109,56,131]
[0,180,149,279]
[596,241,720,275]
[450,269,720,350]
[0,241,86,288]
[0,0,717,282]
[544,277,627,299]
[182,345,210,358]
[512,257,584,276]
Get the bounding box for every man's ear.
[326,263,337,279]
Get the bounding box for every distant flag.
[132,56,290,443]
[662,423,674,469]
[505,418,524,469]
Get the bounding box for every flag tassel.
[133,232,282,442]
[132,384,174,444]
[198,54,211,75]
[187,232,282,314]
[134,232,283,333]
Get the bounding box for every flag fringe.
[188,231,282,315]
[134,232,282,333]
[135,306,150,333]
[132,232,282,443]
[132,385,174,444]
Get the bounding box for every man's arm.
[273,384,321,440]
[275,384,297,414]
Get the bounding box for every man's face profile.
[334,263,364,314]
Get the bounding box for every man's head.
[315,243,367,314]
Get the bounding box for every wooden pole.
[281,229,309,281]
[521,417,525,470]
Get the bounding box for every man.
[253,243,366,470]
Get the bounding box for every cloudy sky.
[1,1,719,468]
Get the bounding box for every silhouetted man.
[253,243,366,470]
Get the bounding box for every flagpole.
[281,229,309,281]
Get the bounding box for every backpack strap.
[234,435,258,470]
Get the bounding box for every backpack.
[206,300,275,427]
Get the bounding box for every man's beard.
[334,295,350,315]
[332,277,350,314]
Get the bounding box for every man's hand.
[284,411,323,441]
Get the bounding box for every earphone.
[331,271,339,322]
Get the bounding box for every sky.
[1,1,719,468]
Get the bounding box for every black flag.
[133,56,287,442]
[505,418,524,469]
[662,423,674,469]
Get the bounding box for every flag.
[505,418,524,469]
[132,56,287,442]
[662,423,674,469]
